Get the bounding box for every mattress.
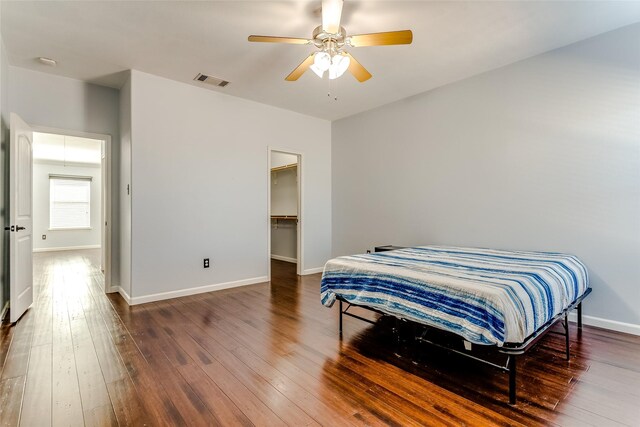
[320,246,589,346]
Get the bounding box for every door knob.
[4,226,14,232]
[16,226,26,231]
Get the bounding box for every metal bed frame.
[337,287,592,404]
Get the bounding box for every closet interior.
[270,152,299,266]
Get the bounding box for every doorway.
[31,128,111,293]
[268,149,302,279]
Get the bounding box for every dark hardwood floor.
[1,250,639,426]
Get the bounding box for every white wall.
[32,162,101,251]
[0,31,9,312]
[128,70,331,301]
[271,163,297,262]
[119,73,132,297]
[7,67,120,284]
[332,24,640,330]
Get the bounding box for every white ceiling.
[33,132,102,165]
[3,1,640,121]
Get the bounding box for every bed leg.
[508,356,517,405]
[564,313,570,361]
[339,300,343,337]
[577,302,583,329]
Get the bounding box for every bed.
[321,246,591,404]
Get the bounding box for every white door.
[9,113,33,323]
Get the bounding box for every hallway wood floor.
[1,250,639,426]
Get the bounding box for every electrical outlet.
[203,258,210,268]
[42,234,47,240]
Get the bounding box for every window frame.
[49,175,92,230]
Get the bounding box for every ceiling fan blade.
[322,0,344,34]
[346,53,372,82]
[285,54,316,81]
[248,35,311,45]
[349,30,413,47]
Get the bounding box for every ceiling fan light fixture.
[310,63,325,78]
[313,51,331,72]
[329,53,350,79]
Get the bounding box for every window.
[49,176,91,229]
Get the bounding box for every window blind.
[50,177,91,229]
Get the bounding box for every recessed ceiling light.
[38,57,57,66]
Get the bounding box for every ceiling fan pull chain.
[327,79,338,101]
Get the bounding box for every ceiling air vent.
[194,73,229,87]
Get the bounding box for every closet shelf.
[271,215,297,220]
[271,163,297,172]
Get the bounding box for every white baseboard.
[117,286,132,305]
[569,312,640,336]
[302,267,324,275]
[128,276,268,306]
[34,244,101,253]
[270,254,297,264]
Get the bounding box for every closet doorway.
[268,149,302,279]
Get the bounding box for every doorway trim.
[267,147,303,280]
[31,125,113,293]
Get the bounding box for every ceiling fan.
[248,0,413,82]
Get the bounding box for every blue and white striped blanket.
[321,246,589,346]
